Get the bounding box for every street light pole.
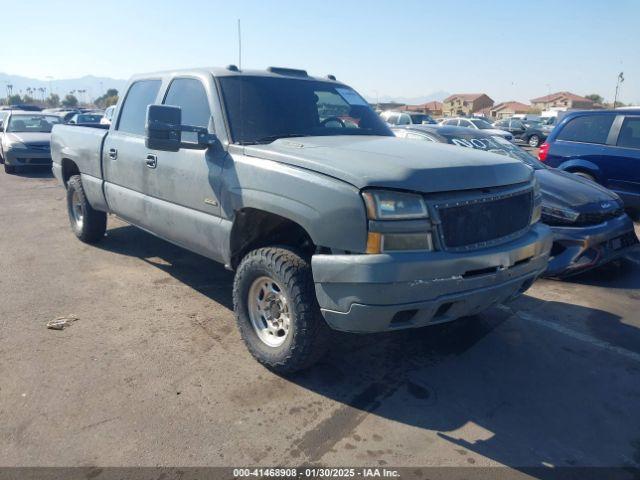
[613,72,624,109]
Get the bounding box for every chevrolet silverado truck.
[51,66,552,373]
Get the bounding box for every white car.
[440,117,514,141]
[100,105,116,125]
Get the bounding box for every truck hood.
[4,132,51,145]
[244,136,532,193]
[536,168,622,213]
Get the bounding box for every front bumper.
[312,223,552,333]
[545,214,640,277]
[4,148,51,167]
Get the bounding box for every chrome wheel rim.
[71,191,84,229]
[529,136,539,147]
[248,276,291,347]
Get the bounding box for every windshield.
[470,118,493,129]
[441,132,545,170]
[218,76,392,144]
[7,114,62,133]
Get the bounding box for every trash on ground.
[46,315,79,330]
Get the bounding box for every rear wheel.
[528,135,540,147]
[233,247,330,373]
[66,175,107,243]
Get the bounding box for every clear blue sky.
[3,0,639,104]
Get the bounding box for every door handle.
[108,148,118,160]
[146,154,158,169]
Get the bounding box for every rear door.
[103,79,162,229]
[604,115,640,207]
[548,113,616,178]
[142,76,228,261]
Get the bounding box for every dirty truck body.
[51,67,552,372]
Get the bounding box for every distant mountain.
[0,73,127,102]
[363,90,450,105]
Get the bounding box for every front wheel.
[66,175,107,243]
[528,135,540,147]
[233,247,330,373]
[4,163,15,174]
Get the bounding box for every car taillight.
[538,142,550,162]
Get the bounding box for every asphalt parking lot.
[1,168,640,473]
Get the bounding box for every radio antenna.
[237,19,242,70]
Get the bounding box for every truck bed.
[51,124,109,180]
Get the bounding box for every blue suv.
[540,109,640,214]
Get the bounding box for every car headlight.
[362,190,428,220]
[541,205,580,224]
[6,141,28,150]
[530,179,543,224]
[362,190,433,253]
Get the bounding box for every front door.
[142,76,228,262]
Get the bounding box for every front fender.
[221,153,368,253]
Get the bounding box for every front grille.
[18,157,51,165]
[435,190,533,250]
[27,144,50,152]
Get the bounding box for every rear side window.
[117,80,162,135]
[556,114,615,144]
[617,117,640,149]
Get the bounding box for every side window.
[164,78,211,128]
[616,117,640,150]
[117,80,162,135]
[445,119,457,126]
[164,78,212,142]
[556,114,615,144]
[460,120,472,127]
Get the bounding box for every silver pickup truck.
[51,66,552,372]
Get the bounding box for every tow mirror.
[145,104,216,152]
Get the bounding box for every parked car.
[380,110,436,125]
[540,109,640,214]
[0,104,42,112]
[393,124,639,277]
[100,105,116,125]
[68,113,104,125]
[440,117,514,141]
[0,112,62,173]
[51,66,551,372]
[494,117,552,147]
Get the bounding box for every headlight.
[362,190,428,220]
[541,205,580,224]
[362,190,433,253]
[6,141,28,150]
[530,179,542,224]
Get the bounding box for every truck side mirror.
[145,104,217,152]
[145,104,182,152]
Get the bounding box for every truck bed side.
[51,124,110,212]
